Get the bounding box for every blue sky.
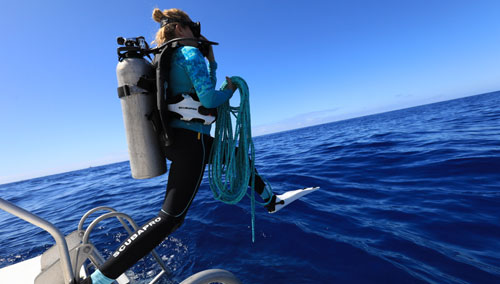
[1,0,500,184]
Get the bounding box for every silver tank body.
[116,57,166,179]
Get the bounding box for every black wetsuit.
[95,44,271,280]
[99,128,267,279]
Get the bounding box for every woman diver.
[80,8,277,284]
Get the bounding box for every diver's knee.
[158,210,186,235]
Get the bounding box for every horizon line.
[1,89,497,186]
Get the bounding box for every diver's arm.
[208,61,217,86]
[180,46,232,108]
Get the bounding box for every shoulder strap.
[154,41,181,147]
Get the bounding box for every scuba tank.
[116,36,166,179]
[115,36,219,179]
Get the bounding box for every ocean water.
[1,91,500,284]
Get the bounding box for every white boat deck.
[0,255,42,283]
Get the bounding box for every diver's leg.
[83,207,185,284]
[206,138,273,204]
[86,129,207,283]
[98,211,184,279]
[253,168,270,198]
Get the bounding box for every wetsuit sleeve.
[208,61,217,86]
[180,47,232,108]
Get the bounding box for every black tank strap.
[137,76,156,93]
[117,85,130,98]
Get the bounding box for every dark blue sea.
[1,91,500,284]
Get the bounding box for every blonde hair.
[152,8,192,46]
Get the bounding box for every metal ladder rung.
[79,207,170,284]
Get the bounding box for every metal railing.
[0,198,75,284]
[180,269,242,284]
[78,207,171,283]
[1,198,242,284]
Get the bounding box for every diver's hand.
[226,77,236,93]
[200,35,215,62]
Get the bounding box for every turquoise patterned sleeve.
[208,61,217,86]
[179,46,232,108]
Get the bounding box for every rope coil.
[208,76,272,242]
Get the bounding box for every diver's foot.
[266,187,320,213]
[265,194,284,213]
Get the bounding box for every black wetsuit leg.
[99,128,265,279]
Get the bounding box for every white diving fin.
[267,186,319,213]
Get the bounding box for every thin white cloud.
[252,93,474,136]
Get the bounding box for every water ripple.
[1,92,500,283]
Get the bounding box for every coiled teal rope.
[208,76,272,242]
